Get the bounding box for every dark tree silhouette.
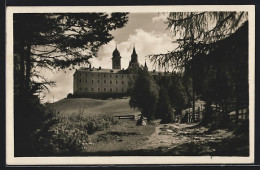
[129,68,159,121]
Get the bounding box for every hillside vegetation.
[48,97,139,116]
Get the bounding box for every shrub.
[67,93,73,98]
[32,112,119,156]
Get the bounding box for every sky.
[41,13,178,103]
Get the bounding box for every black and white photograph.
[6,5,255,165]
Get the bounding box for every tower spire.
[132,43,136,55]
[144,59,148,71]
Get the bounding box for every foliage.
[67,93,73,98]
[169,74,190,114]
[14,94,58,156]
[154,73,190,123]
[149,12,248,71]
[155,86,173,123]
[129,68,159,121]
[31,112,119,156]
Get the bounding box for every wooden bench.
[114,115,136,120]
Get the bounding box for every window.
[86,80,87,83]
[79,73,81,76]
[110,80,112,84]
[79,87,81,91]
[116,88,118,92]
[86,87,88,91]
[116,75,117,78]
[104,80,106,83]
[98,88,100,92]
[92,73,93,76]
[116,80,118,84]
[104,74,106,77]
[122,75,123,78]
[86,73,87,76]
[104,88,106,92]
[110,88,112,92]
[122,81,124,84]
[98,74,99,77]
[79,79,81,83]
[122,88,124,92]
[110,74,112,78]
[92,80,94,83]
[92,88,93,92]
[98,80,99,83]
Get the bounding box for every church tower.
[112,46,121,69]
[144,60,148,71]
[128,46,140,72]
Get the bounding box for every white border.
[6,5,255,165]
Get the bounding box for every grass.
[83,120,156,154]
[49,97,139,116]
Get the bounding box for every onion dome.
[112,46,120,57]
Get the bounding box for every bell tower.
[112,45,121,69]
[128,45,140,72]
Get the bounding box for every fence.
[184,101,249,123]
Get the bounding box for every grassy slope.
[48,97,139,116]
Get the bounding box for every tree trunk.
[19,48,25,94]
[189,20,196,123]
[25,40,32,94]
[235,95,240,128]
[192,86,196,122]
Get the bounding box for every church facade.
[73,46,143,96]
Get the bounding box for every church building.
[73,46,144,97]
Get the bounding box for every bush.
[67,93,73,98]
[32,112,119,156]
[14,94,56,156]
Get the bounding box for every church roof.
[112,46,120,57]
[132,46,137,55]
[76,67,122,73]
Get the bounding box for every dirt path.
[82,120,248,156]
[137,121,233,152]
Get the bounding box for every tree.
[169,74,190,115]
[14,13,129,96]
[129,68,159,121]
[155,73,189,123]
[149,12,248,122]
[13,13,129,156]
[156,86,174,123]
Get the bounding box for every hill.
[48,97,140,116]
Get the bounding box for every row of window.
[79,87,125,92]
[79,79,128,85]
[79,73,129,78]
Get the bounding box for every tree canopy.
[149,12,248,71]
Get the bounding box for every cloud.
[93,28,177,71]
[152,13,169,23]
